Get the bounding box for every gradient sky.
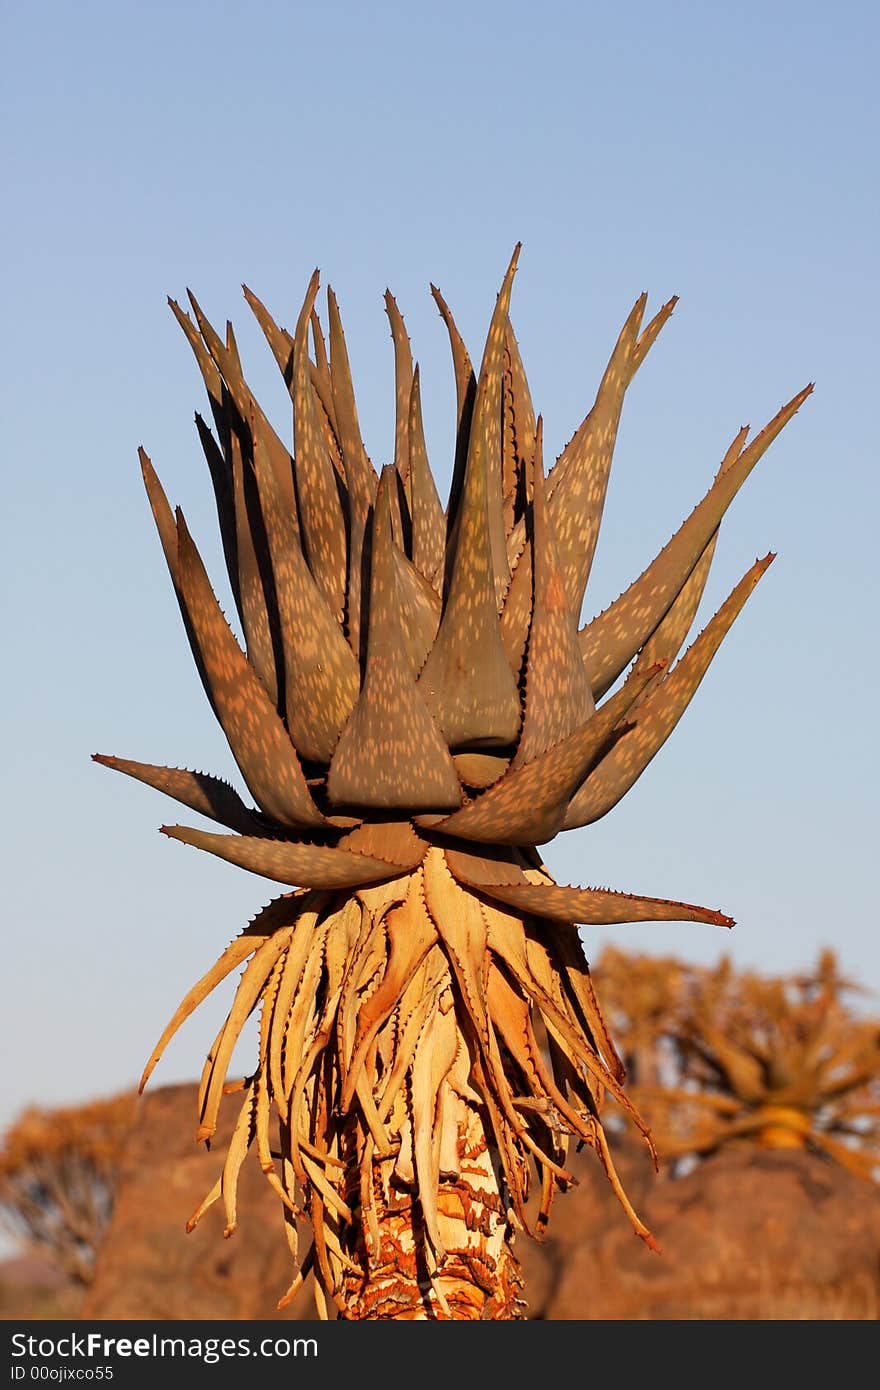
[2,0,878,1148]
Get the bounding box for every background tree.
[524,948,880,1318]
[630,949,880,1179]
[0,1092,136,1287]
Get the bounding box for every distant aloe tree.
[627,950,880,1178]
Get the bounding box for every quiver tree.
[630,950,880,1179]
[0,1093,136,1286]
[94,246,810,1318]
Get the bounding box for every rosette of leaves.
[94,246,810,1318]
[631,951,880,1179]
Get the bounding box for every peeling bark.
[340,1095,524,1320]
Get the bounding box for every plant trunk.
[337,1087,525,1319]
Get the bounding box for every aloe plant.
[629,951,880,1179]
[95,246,810,1318]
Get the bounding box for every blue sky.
[2,0,878,1143]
